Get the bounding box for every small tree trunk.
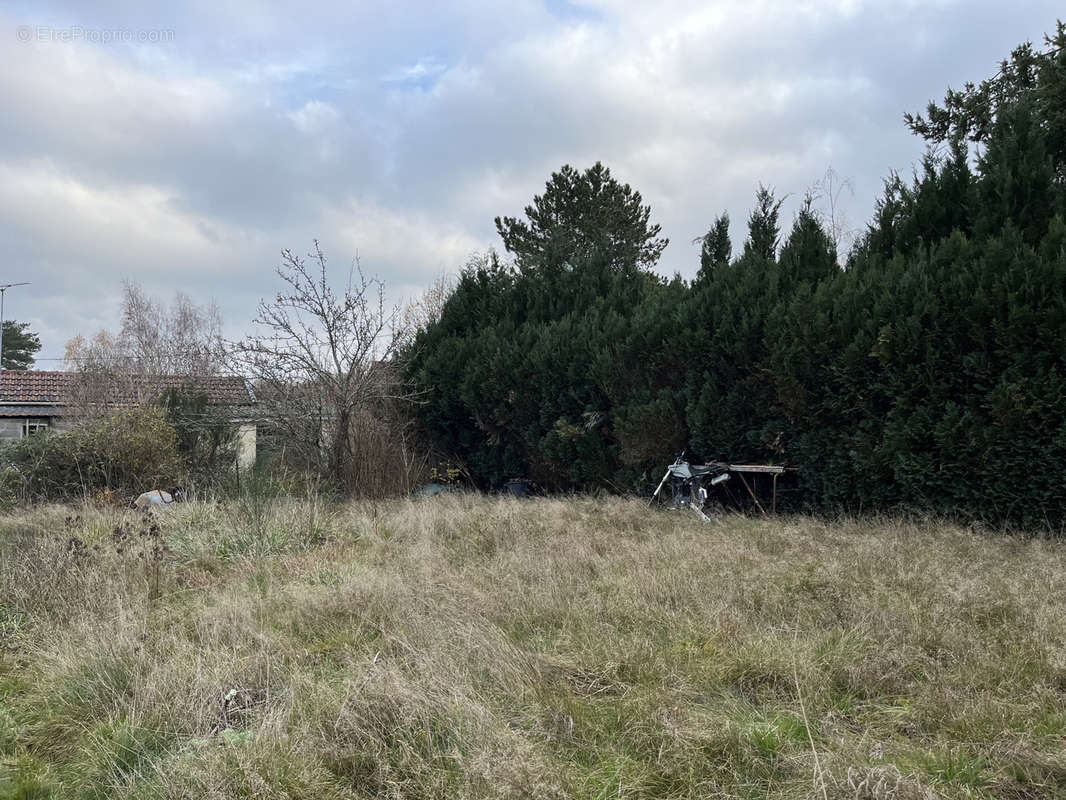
[331,407,352,489]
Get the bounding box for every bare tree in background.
[63,283,225,422]
[65,282,223,377]
[396,270,456,351]
[229,242,407,492]
[63,330,121,373]
[120,283,222,373]
[809,166,857,259]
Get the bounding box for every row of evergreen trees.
[405,24,1066,523]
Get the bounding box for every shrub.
[1,405,182,503]
[159,387,239,492]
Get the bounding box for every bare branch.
[227,242,412,492]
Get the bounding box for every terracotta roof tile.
[0,370,255,406]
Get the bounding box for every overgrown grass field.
[2,496,1065,798]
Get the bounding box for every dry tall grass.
[2,496,1065,798]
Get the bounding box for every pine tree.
[494,162,668,272]
[1,321,41,370]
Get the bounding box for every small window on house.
[22,421,48,437]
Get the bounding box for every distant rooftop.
[0,370,255,406]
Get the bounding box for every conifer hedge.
[406,23,1066,524]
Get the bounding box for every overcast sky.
[0,1,1061,362]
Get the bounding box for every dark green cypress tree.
[406,22,1066,522]
[697,213,732,279]
[685,190,789,464]
[1038,21,1066,179]
[975,98,1059,246]
[743,186,784,262]
[778,198,838,285]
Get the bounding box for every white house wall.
[237,422,257,468]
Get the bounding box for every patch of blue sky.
[379,57,450,91]
[543,0,604,23]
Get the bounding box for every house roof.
[0,370,68,403]
[0,370,255,406]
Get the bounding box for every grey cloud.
[0,1,1061,360]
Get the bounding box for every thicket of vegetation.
[0,387,243,505]
[406,24,1066,524]
[4,496,1066,798]
[0,406,183,505]
[11,258,419,502]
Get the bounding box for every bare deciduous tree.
[808,166,857,259]
[65,282,223,376]
[395,270,458,352]
[63,283,225,417]
[118,282,223,375]
[228,242,404,491]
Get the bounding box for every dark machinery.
[650,454,788,520]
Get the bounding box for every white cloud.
[0,160,230,263]
[319,198,487,286]
[0,0,1061,359]
[287,100,340,134]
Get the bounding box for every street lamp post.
[0,282,30,371]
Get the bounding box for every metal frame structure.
[650,456,788,520]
